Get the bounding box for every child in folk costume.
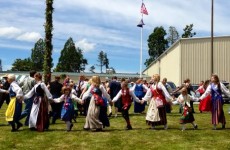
[112,80,142,130]
[0,74,23,132]
[142,74,174,130]
[173,87,199,131]
[199,74,230,130]
[82,76,111,131]
[52,86,82,132]
[24,73,52,132]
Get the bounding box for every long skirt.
[212,99,226,125]
[5,97,22,122]
[199,95,212,112]
[29,96,49,132]
[180,106,195,124]
[84,97,103,129]
[61,103,74,121]
[146,99,167,126]
[134,95,146,113]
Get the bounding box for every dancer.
[82,76,111,131]
[142,74,174,130]
[52,86,82,131]
[199,74,230,130]
[0,74,23,132]
[112,80,142,130]
[173,87,198,131]
[24,73,52,132]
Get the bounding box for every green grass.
[0,103,230,150]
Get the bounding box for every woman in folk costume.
[82,76,111,131]
[173,87,198,131]
[142,74,174,130]
[24,73,52,132]
[0,74,23,132]
[199,74,230,130]
[131,78,148,113]
[198,80,212,112]
[112,80,142,130]
[52,86,82,132]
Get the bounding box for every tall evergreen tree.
[43,0,54,84]
[31,38,45,71]
[97,51,104,73]
[145,26,168,66]
[55,38,86,72]
[103,53,109,69]
[167,26,179,45]
[182,24,196,38]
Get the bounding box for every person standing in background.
[48,75,63,124]
[0,75,10,109]
[19,70,37,126]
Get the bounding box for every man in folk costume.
[0,74,23,132]
[142,74,174,130]
[112,80,142,130]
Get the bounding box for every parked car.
[166,81,180,97]
[222,82,230,103]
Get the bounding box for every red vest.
[121,89,132,106]
[150,86,167,105]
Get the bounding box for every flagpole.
[140,14,143,78]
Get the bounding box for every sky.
[0,0,230,73]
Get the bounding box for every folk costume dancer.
[132,78,148,113]
[24,73,52,132]
[142,74,174,130]
[52,86,82,131]
[112,80,142,130]
[199,74,230,130]
[82,76,111,131]
[173,87,198,131]
[0,74,23,132]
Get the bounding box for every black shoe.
[108,112,112,117]
[126,125,132,130]
[222,124,225,129]
[11,129,17,132]
[96,128,102,132]
[70,124,73,131]
[194,125,198,130]
[17,123,23,130]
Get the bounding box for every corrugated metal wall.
[181,36,230,84]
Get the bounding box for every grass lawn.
[0,103,230,150]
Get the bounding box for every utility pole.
[211,0,214,74]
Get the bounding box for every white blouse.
[142,82,173,102]
[24,81,52,100]
[53,93,82,103]
[82,84,111,102]
[112,89,141,103]
[200,83,230,100]
[1,81,23,99]
[173,94,198,107]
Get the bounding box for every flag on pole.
[141,3,148,15]
[137,19,145,28]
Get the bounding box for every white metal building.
[143,36,230,86]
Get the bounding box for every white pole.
[140,26,143,78]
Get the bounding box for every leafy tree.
[167,26,179,45]
[80,58,88,72]
[55,38,87,72]
[11,58,32,71]
[145,26,168,66]
[182,24,196,38]
[89,65,95,73]
[31,38,45,71]
[43,0,54,84]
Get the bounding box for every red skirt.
[199,95,212,112]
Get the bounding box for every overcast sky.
[0,0,229,73]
